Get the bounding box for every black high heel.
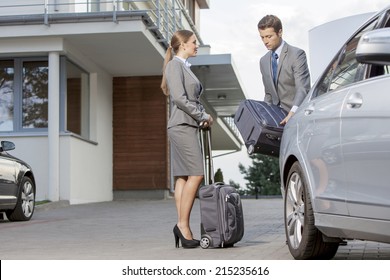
[189,229,199,242]
[173,225,199,248]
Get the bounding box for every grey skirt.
[168,125,204,177]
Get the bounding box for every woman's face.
[259,27,282,51]
[182,34,198,58]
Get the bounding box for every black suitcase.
[234,99,287,157]
[198,128,244,249]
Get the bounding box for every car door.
[300,83,348,216]
[338,13,390,221]
[341,71,390,220]
[301,17,379,215]
[297,52,352,215]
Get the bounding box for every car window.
[312,19,378,99]
[368,64,390,78]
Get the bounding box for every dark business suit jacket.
[260,42,311,112]
[165,57,209,128]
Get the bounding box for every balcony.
[0,0,245,151]
[0,0,204,48]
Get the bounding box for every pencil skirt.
[168,125,204,177]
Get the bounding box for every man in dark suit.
[258,15,311,124]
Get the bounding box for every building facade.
[0,0,245,204]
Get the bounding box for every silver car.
[279,8,390,260]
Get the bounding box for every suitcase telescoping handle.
[200,127,214,185]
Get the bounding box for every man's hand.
[280,111,294,125]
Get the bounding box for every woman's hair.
[257,15,283,33]
[161,29,194,96]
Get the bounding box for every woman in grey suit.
[161,30,213,248]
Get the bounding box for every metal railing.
[222,116,242,143]
[0,0,203,48]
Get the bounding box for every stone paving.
[0,198,389,260]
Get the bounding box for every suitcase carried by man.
[234,99,287,157]
[198,128,244,249]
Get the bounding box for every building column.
[48,52,60,201]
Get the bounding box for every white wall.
[68,69,113,204]
[1,37,114,204]
[2,136,49,201]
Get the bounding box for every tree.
[228,180,246,196]
[214,168,224,183]
[212,168,246,195]
[239,154,281,196]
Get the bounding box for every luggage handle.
[200,127,214,185]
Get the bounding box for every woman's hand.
[200,116,213,128]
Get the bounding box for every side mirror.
[356,28,390,65]
[0,141,15,152]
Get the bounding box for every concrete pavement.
[0,198,389,260]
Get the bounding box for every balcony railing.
[222,116,243,143]
[0,0,203,48]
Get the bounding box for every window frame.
[60,56,91,139]
[0,56,92,141]
[0,57,49,133]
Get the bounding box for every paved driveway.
[0,198,389,260]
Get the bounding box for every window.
[312,19,378,98]
[0,57,91,140]
[0,60,14,131]
[0,59,48,132]
[64,59,90,139]
[22,61,49,129]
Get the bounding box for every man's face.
[259,27,282,51]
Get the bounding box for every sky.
[199,0,389,187]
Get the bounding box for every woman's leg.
[176,175,203,240]
[174,176,186,230]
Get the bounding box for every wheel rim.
[285,172,305,249]
[21,180,35,218]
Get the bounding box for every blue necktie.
[272,52,278,84]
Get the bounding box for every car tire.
[284,162,339,260]
[6,176,35,221]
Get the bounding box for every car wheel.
[284,162,339,260]
[6,176,35,221]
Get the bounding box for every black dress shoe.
[173,225,199,248]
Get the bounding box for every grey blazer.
[165,57,209,128]
[260,42,311,112]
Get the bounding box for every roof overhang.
[189,53,246,151]
[196,0,210,9]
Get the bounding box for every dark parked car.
[0,141,36,221]
[279,7,390,259]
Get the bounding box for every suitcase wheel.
[200,235,212,249]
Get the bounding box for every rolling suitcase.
[198,128,244,249]
[234,99,287,157]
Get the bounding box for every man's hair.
[257,15,283,33]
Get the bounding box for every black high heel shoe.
[173,225,199,248]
